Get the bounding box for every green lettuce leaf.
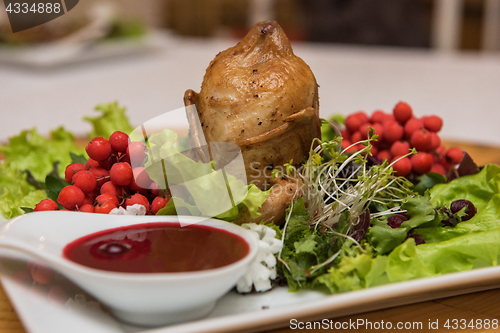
[367,220,408,255]
[415,164,500,243]
[413,172,447,195]
[385,227,500,281]
[367,193,442,255]
[0,127,84,181]
[317,224,500,292]
[320,115,345,143]
[84,102,134,139]
[429,164,500,211]
[283,198,311,247]
[285,163,500,294]
[0,163,47,219]
[279,198,347,291]
[417,194,500,243]
[315,246,383,293]
[156,197,202,216]
[401,192,441,229]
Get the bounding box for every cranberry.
[393,101,413,124]
[85,137,112,162]
[446,147,464,165]
[64,163,86,184]
[109,131,129,153]
[151,197,169,215]
[110,162,133,186]
[450,200,477,221]
[72,170,97,194]
[387,214,409,228]
[34,199,59,212]
[57,185,85,210]
[423,115,443,132]
[406,233,425,245]
[94,201,117,214]
[391,156,412,177]
[410,152,433,175]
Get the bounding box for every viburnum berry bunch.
[33,131,170,214]
[341,101,464,178]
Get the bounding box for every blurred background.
[60,0,499,50]
[162,0,499,51]
[1,0,500,145]
[2,0,498,51]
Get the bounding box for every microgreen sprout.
[278,132,415,272]
[301,135,414,230]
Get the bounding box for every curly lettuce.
[0,163,46,219]
[282,164,500,293]
[0,127,84,182]
[84,102,134,139]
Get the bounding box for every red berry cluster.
[341,101,464,177]
[34,131,170,215]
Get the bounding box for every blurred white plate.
[0,33,160,69]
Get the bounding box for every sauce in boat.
[63,222,249,273]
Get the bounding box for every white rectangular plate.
[2,248,500,333]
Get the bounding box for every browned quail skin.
[184,20,320,224]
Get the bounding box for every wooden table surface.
[2,140,500,333]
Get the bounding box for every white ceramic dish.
[0,212,259,327]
